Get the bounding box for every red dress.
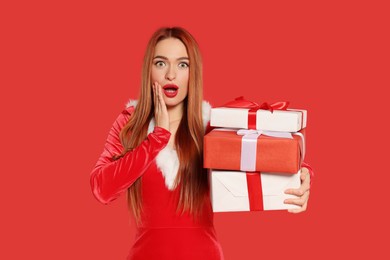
[90,105,225,260]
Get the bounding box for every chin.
[164,97,185,107]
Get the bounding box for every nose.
[165,65,176,81]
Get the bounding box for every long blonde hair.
[113,27,207,226]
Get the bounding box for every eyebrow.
[153,55,189,61]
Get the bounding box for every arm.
[90,108,171,205]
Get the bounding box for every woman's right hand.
[152,81,170,131]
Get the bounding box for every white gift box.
[210,107,307,132]
[209,169,301,212]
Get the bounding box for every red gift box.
[204,128,305,174]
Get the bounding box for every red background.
[1,0,389,259]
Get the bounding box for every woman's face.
[151,38,189,108]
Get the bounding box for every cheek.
[151,68,163,82]
[182,85,189,97]
[150,70,157,82]
[182,75,189,95]
[181,71,189,86]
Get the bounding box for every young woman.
[90,26,313,260]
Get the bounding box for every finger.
[284,190,309,206]
[288,199,308,213]
[157,83,165,109]
[155,82,160,103]
[300,169,307,182]
[287,206,305,214]
[301,168,310,186]
[157,84,167,116]
[287,208,301,213]
[284,170,310,196]
[152,82,156,107]
[285,199,308,214]
[301,173,311,191]
[301,166,309,175]
[153,82,159,113]
[284,186,309,196]
[285,175,310,195]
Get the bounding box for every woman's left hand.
[283,167,311,213]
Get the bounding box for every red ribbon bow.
[222,96,290,129]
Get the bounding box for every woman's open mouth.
[162,84,179,98]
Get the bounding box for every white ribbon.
[237,129,303,171]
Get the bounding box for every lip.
[163,84,179,90]
[162,84,179,98]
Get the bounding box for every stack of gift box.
[204,97,307,212]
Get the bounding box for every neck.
[167,102,184,122]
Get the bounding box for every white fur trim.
[125,99,138,108]
[124,98,212,190]
[147,118,155,134]
[202,100,211,130]
[156,146,180,190]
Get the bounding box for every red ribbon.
[246,172,263,211]
[222,96,289,129]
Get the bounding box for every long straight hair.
[112,27,207,226]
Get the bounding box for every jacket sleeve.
[90,107,171,205]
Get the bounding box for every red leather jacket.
[90,106,171,204]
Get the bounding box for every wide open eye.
[178,62,189,69]
[155,61,165,67]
